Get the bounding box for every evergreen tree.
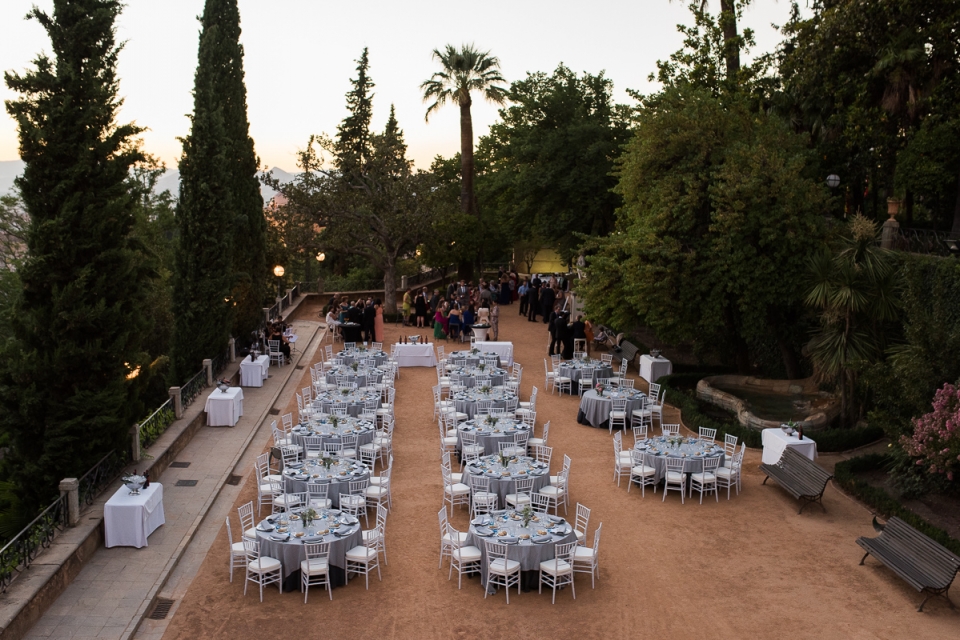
[2,0,156,505]
[335,48,375,176]
[172,0,240,380]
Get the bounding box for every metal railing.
[180,369,206,409]
[0,495,67,594]
[889,227,954,256]
[78,449,126,507]
[138,399,175,450]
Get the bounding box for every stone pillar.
[882,198,901,249]
[130,424,141,462]
[59,478,79,527]
[203,358,213,385]
[263,307,271,325]
[229,337,236,363]
[169,386,183,419]
[401,275,408,290]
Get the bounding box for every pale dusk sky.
[1,0,799,172]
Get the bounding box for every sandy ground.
[162,306,958,640]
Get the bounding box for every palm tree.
[421,44,506,226]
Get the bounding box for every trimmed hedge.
[834,454,960,556]
[658,373,884,452]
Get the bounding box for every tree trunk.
[459,98,475,217]
[952,167,960,236]
[776,336,803,380]
[383,262,397,315]
[719,0,741,79]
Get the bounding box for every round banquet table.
[337,348,388,367]
[313,389,381,417]
[291,417,376,453]
[457,418,530,455]
[447,365,508,389]
[577,388,647,429]
[557,359,613,387]
[325,365,385,388]
[634,437,725,484]
[452,388,518,420]
[447,350,502,368]
[255,509,363,591]
[280,459,371,508]
[466,509,577,591]
[463,455,550,505]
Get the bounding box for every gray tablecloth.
[557,361,613,385]
[634,438,725,483]
[466,516,577,585]
[256,519,362,579]
[281,467,370,509]
[325,369,384,388]
[457,420,529,455]
[448,367,508,389]
[578,390,646,428]
[313,390,381,417]
[452,390,517,420]
[337,350,387,366]
[447,351,502,368]
[464,462,550,504]
[291,425,375,453]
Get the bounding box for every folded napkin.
[341,515,358,525]
[334,528,353,537]
[270,533,290,541]
[471,516,491,525]
[287,462,304,469]
[474,527,493,536]
[499,536,519,544]
[257,524,274,532]
[532,535,552,543]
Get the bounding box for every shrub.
[833,454,960,556]
[900,383,960,482]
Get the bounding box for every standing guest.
[446,280,456,302]
[527,274,541,322]
[540,285,556,324]
[402,289,413,326]
[583,317,594,356]
[517,279,529,316]
[547,303,561,355]
[462,304,475,338]
[373,299,384,343]
[490,300,500,340]
[479,282,494,306]
[362,298,376,342]
[415,287,428,327]
[457,280,470,308]
[347,300,363,325]
[499,274,511,305]
[448,303,462,341]
[429,288,441,315]
[571,314,586,352]
[558,311,574,359]
[434,302,450,341]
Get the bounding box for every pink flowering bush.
[901,383,960,482]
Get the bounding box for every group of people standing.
[518,273,573,323]
[323,295,384,343]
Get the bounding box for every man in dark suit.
[361,298,376,342]
[540,286,556,323]
[528,274,541,322]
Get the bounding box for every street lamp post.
[316,252,325,293]
[273,265,285,301]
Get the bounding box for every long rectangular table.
[473,341,514,366]
[761,428,817,465]
[205,386,244,426]
[392,343,437,367]
[104,483,165,548]
[240,354,269,387]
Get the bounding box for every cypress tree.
[172,0,241,381]
[335,48,376,176]
[2,0,156,505]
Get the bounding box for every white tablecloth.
[240,355,269,387]
[473,341,514,366]
[393,343,437,367]
[104,483,165,548]
[639,355,672,383]
[761,428,818,465]
[205,386,244,426]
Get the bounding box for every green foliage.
[1,0,156,506]
[479,65,632,263]
[581,86,827,375]
[833,454,960,556]
[138,405,176,451]
[335,48,375,176]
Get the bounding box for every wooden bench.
[760,446,833,514]
[612,340,640,371]
[857,516,960,611]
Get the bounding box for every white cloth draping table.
[205,386,244,426]
[392,343,438,367]
[639,355,673,383]
[240,354,269,387]
[762,428,818,465]
[104,483,165,548]
[473,341,514,366]
[472,326,490,342]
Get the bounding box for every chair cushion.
[442,437,459,446]
[442,530,470,544]
[631,465,657,476]
[665,471,686,483]
[539,486,564,497]
[230,541,246,553]
[453,546,482,562]
[539,558,572,575]
[573,547,596,560]
[489,558,521,574]
[574,529,585,542]
[243,527,257,540]
[716,467,735,479]
[300,558,329,574]
[527,438,544,447]
[505,493,531,505]
[345,546,378,561]
[610,411,627,419]
[248,557,281,572]
[446,483,470,495]
[691,472,716,483]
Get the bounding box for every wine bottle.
[144,470,150,489]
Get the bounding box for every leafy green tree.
[2,0,156,505]
[335,48,375,176]
[805,215,901,426]
[480,65,632,263]
[421,44,507,277]
[581,87,828,376]
[172,0,239,381]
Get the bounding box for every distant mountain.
[0,159,295,202]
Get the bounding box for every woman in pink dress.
[374,299,384,343]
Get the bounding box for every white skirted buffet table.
[240,354,269,387]
[761,428,818,465]
[205,386,244,426]
[639,354,673,383]
[392,343,438,367]
[104,483,165,548]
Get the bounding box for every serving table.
[240,354,269,387]
[392,343,437,367]
[205,386,244,426]
[104,483,165,548]
[639,354,673,383]
[761,428,818,465]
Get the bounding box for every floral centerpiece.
[484,414,499,428]
[330,415,339,429]
[301,507,318,528]
[480,385,492,394]
[595,382,606,395]
[471,348,479,355]
[519,505,534,528]
[321,453,335,470]
[341,388,350,396]
[351,361,359,372]
[477,363,486,372]
[498,450,510,468]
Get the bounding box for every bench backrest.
[616,341,640,368]
[778,446,833,483]
[883,517,960,586]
